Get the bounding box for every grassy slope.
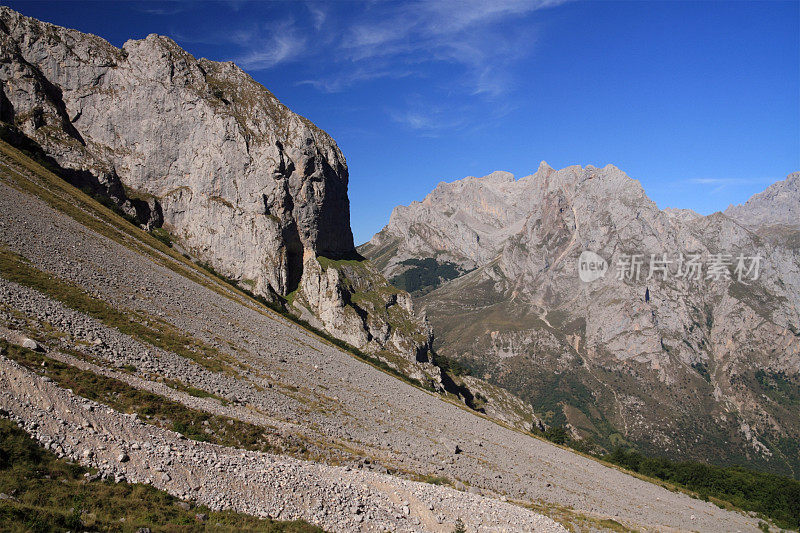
[605,449,800,530]
[0,341,291,455]
[0,417,323,533]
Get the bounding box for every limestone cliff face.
[0,7,432,369]
[363,162,800,476]
[0,6,352,298]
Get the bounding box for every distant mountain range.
[361,163,800,477]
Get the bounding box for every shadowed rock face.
[0,6,353,298]
[363,162,800,477]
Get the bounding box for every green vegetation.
[754,369,800,409]
[209,195,234,209]
[452,518,466,533]
[0,246,237,375]
[389,258,466,295]
[604,447,800,529]
[150,227,173,248]
[0,416,323,533]
[162,378,230,405]
[1,341,285,454]
[525,499,638,533]
[315,255,365,271]
[415,474,452,487]
[542,426,569,446]
[692,361,711,382]
[431,351,471,377]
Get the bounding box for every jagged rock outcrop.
[291,252,442,387]
[362,163,800,477]
[725,172,800,229]
[0,7,432,369]
[663,207,702,223]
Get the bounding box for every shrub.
[604,447,800,529]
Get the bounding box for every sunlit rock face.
[0,5,353,298]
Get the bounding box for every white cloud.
[174,0,567,132]
[688,177,773,185]
[233,20,307,70]
[222,0,563,93]
[686,177,775,194]
[307,3,327,31]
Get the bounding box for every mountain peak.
[482,170,516,183]
[724,171,800,228]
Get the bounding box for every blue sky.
[7,0,799,244]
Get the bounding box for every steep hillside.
[362,162,800,478]
[0,131,765,531]
[0,6,435,375]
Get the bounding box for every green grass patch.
[754,369,800,409]
[604,447,800,529]
[389,258,468,296]
[162,378,229,404]
[0,246,237,375]
[1,341,280,454]
[0,416,323,533]
[415,474,451,487]
[149,227,173,248]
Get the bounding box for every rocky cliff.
[0,6,432,371]
[725,172,800,229]
[362,162,800,477]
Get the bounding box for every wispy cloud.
[307,3,327,31]
[172,0,567,132]
[389,107,468,137]
[217,0,562,92]
[686,177,775,194]
[387,92,519,136]
[297,66,416,93]
[235,21,307,70]
[327,0,554,96]
[132,1,187,16]
[689,178,756,185]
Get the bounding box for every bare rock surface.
[0,357,567,533]
[725,172,800,229]
[0,5,353,296]
[0,6,439,372]
[362,162,800,476]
